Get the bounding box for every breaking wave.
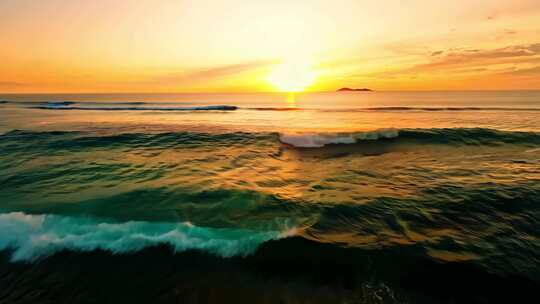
[0,212,296,261]
[279,129,399,148]
[278,128,540,147]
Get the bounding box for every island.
[336,87,373,92]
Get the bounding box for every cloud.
[155,60,275,84]
[348,42,540,82]
[503,65,540,76]
[367,43,540,79]
[414,43,540,70]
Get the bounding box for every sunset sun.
[267,61,317,92]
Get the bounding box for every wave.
[399,128,540,146]
[278,128,540,147]
[31,105,238,111]
[0,130,275,152]
[2,128,540,150]
[0,100,234,111]
[321,106,540,112]
[1,101,78,106]
[4,99,540,112]
[0,212,296,261]
[245,106,540,112]
[1,101,189,106]
[247,107,305,111]
[279,129,399,148]
[43,101,77,107]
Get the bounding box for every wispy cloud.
[154,60,276,84]
[503,65,540,76]
[414,43,540,71]
[353,42,540,80]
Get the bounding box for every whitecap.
[279,129,399,148]
[0,212,296,262]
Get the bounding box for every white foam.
[279,129,399,148]
[0,212,295,262]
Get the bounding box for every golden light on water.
[286,92,297,108]
[267,60,317,92]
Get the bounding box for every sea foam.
[279,129,399,148]
[0,212,295,262]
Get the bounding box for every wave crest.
[278,128,540,148]
[0,212,296,261]
[279,129,399,148]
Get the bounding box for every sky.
[1,0,540,93]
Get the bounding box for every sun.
[267,60,316,92]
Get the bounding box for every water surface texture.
[1,91,540,303]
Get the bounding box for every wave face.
[0,212,296,261]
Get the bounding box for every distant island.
[336,87,373,92]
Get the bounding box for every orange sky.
[1,0,540,93]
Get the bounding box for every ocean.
[1,91,539,303]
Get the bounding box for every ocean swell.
[2,128,540,151]
[0,212,296,262]
[279,128,540,148]
[31,104,238,111]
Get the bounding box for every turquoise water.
[1,91,540,303]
